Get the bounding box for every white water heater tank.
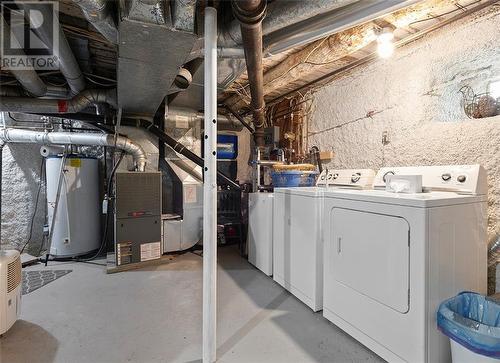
[46,155,100,258]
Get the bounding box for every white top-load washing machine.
[273,169,375,311]
[248,192,274,275]
[322,165,488,363]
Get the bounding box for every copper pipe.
[231,0,267,146]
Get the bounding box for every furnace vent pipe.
[232,0,267,146]
[0,89,117,113]
[0,129,147,172]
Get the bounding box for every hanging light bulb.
[376,27,395,59]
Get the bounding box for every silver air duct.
[1,16,68,98]
[71,0,118,44]
[0,129,147,172]
[18,2,86,95]
[0,89,117,113]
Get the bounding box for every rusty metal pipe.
[231,0,266,146]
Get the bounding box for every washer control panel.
[316,169,375,188]
[373,165,486,195]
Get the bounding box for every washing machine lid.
[273,186,324,197]
[323,189,486,207]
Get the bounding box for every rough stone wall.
[0,114,46,254]
[309,7,500,282]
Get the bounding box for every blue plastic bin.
[271,170,318,187]
[437,291,500,361]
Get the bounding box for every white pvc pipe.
[203,7,218,363]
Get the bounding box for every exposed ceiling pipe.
[1,16,68,98]
[1,16,46,97]
[265,0,497,106]
[263,0,422,55]
[165,106,244,131]
[220,0,359,47]
[0,128,147,172]
[71,0,118,44]
[0,89,117,113]
[18,2,86,95]
[232,0,267,146]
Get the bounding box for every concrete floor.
[1,246,384,363]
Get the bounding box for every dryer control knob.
[332,173,338,180]
[351,173,361,183]
[457,175,467,183]
[441,173,451,181]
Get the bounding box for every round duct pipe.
[174,67,193,90]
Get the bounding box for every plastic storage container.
[437,292,500,362]
[271,170,318,187]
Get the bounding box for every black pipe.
[123,118,241,190]
[152,101,240,190]
[232,0,267,146]
[310,146,322,173]
[224,104,254,133]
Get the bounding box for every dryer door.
[331,208,410,313]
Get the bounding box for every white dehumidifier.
[0,250,22,335]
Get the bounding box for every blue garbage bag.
[437,291,500,358]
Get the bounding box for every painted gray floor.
[1,246,384,363]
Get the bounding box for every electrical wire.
[74,151,124,262]
[407,0,484,26]
[20,158,45,254]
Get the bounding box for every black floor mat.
[22,270,72,295]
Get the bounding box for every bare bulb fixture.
[376,28,394,59]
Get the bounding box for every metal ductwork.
[1,15,46,97]
[1,16,68,98]
[117,0,198,115]
[232,0,267,146]
[221,0,359,47]
[72,0,118,44]
[0,128,147,172]
[264,0,422,55]
[18,2,86,95]
[119,117,241,190]
[218,0,421,88]
[165,107,244,131]
[0,89,117,113]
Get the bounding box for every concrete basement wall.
[308,7,500,285]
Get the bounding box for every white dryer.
[322,165,488,363]
[273,169,375,311]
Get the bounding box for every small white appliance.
[273,168,375,311]
[322,165,488,363]
[0,250,22,335]
[248,192,274,275]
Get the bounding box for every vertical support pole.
[203,6,217,363]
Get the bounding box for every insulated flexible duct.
[0,128,146,171]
